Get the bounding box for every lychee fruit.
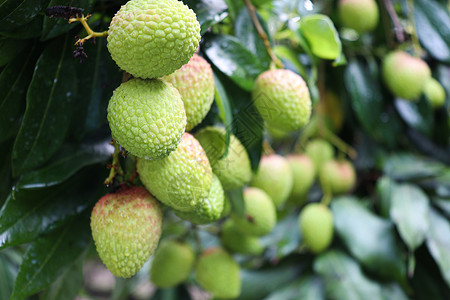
[338,0,379,33]
[221,219,264,255]
[423,78,446,108]
[304,139,334,172]
[286,154,316,204]
[298,203,334,254]
[319,159,356,195]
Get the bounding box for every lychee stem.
[317,120,357,159]
[405,0,422,57]
[382,0,405,45]
[69,14,108,45]
[104,140,124,187]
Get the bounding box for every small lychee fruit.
[286,154,316,204]
[338,0,379,33]
[304,139,334,172]
[90,186,163,278]
[298,203,333,254]
[252,69,312,132]
[423,78,446,108]
[150,240,195,288]
[319,159,356,195]
[221,219,264,255]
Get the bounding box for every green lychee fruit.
[137,133,213,212]
[319,159,356,195]
[304,139,334,172]
[286,154,316,204]
[382,51,431,101]
[195,126,252,190]
[107,0,200,79]
[163,54,215,131]
[252,69,312,132]
[195,248,241,299]
[338,0,379,33]
[150,240,195,288]
[424,78,446,108]
[232,187,276,236]
[249,154,293,207]
[107,78,186,159]
[175,174,225,224]
[298,203,334,254]
[90,186,163,278]
[221,219,264,255]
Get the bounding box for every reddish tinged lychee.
[319,159,356,195]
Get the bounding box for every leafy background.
[0,0,449,299]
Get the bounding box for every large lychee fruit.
[338,0,379,33]
[252,69,311,132]
[232,187,276,236]
[175,174,225,224]
[195,248,241,299]
[90,186,163,278]
[195,126,252,190]
[163,54,215,131]
[382,51,431,101]
[107,0,200,79]
[286,154,315,204]
[249,154,293,207]
[298,203,334,254]
[304,139,334,172]
[107,78,186,159]
[424,78,446,108]
[150,240,195,288]
[137,133,212,212]
[221,219,264,255]
[319,159,356,194]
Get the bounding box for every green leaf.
[313,250,384,300]
[383,153,446,180]
[389,184,430,251]
[0,140,13,207]
[213,71,233,153]
[414,0,450,63]
[223,0,243,21]
[375,176,398,219]
[273,45,307,79]
[381,283,409,300]
[264,275,325,300]
[183,0,227,35]
[0,38,28,67]
[10,215,91,299]
[12,33,78,177]
[394,97,434,136]
[204,34,266,91]
[299,14,342,60]
[0,250,17,300]
[0,0,46,31]
[226,188,245,218]
[426,208,450,287]
[0,14,43,39]
[331,197,406,282]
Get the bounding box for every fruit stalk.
[104,140,124,187]
[69,14,108,45]
[382,0,405,44]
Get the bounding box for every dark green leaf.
[226,188,245,218]
[213,71,233,154]
[331,197,406,282]
[0,250,17,300]
[264,275,325,300]
[10,216,91,300]
[383,153,446,180]
[151,285,192,300]
[380,283,409,300]
[394,97,434,136]
[273,45,307,79]
[389,184,430,251]
[12,34,78,177]
[433,197,450,218]
[0,14,43,39]
[0,38,28,67]
[375,176,398,219]
[223,0,243,21]
[0,0,46,31]
[0,140,13,207]
[313,250,384,300]
[183,0,227,34]
[204,34,266,91]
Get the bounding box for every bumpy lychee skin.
[249,154,293,207]
[232,187,277,236]
[304,139,334,172]
[319,159,356,194]
[150,240,195,288]
[175,174,225,224]
[107,78,186,159]
[137,133,212,212]
[382,51,431,101]
[338,0,379,33]
[221,219,264,255]
[424,78,446,108]
[252,69,312,132]
[195,248,241,299]
[90,186,163,278]
[299,203,334,254]
[286,154,316,204]
[195,126,252,190]
[163,54,215,131]
[107,0,200,78]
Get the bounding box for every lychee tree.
[0,0,449,300]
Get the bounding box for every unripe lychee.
[382,51,431,101]
[249,154,293,207]
[304,139,334,172]
[338,0,379,33]
[107,0,200,78]
[232,187,276,236]
[424,78,446,108]
[319,159,356,194]
[252,69,312,132]
[163,54,215,131]
[107,78,186,159]
[221,219,264,255]
[298,203,334,253]
[150,240,195,288]
[175,175,225,224]
[90,186,163,278]
[286,154,315,204]
[137,133,212,212]
[195,126,252,190]
[195,248,241,299]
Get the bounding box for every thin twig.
[383,0,405,43]
[69,14,108,45]
[406,0,422,56]
[104,140,124,187]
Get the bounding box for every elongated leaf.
[331,197,405,282]
[264,275,324,300]
[213,71,233,153]
[183,0,227,34]
[0,140,13,207]
[383,153,446,180]
[12,34,78,176]
[0,250,16,300]
[390,184,430,251]
[10,216,91,299]
[375,176,398,219]
[0,0,46,31]
[226,188,245,218]
[0,38,28,67]
[314,250,384,300]
[381,283,409,300]
[0,14,43,39]
[394,97,434,136]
